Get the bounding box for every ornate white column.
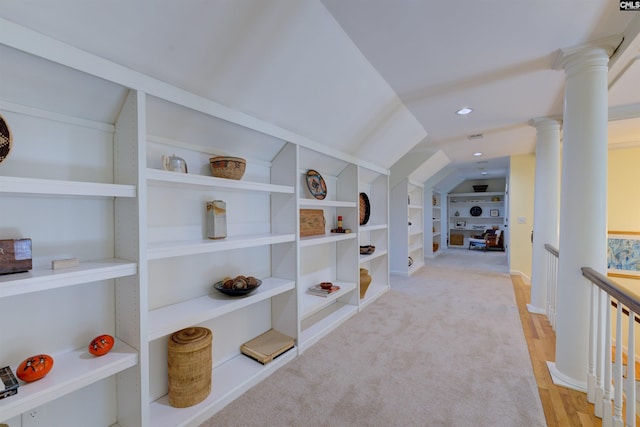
[548,43,613,391]
[528,118,561,314]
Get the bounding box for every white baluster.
[604,294,613,427]
[596,287,606,417]
[614,303,624,427]
[589,283,597,404]
[552,254,558,330]
[626,309,636,427]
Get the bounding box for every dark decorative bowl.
[213,279,262,296]
[360,245,376,255]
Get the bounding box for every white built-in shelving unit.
[358,166,390,309]
[297,147,359,352]
[426,190,442,257]
[447,192,505,248]
[0,20,390,427]
[390,179,424,276]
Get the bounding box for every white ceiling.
[1,1,639,187]
[321,1,640,185]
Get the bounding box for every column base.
[547,361,587,393]
[526,304,546,315]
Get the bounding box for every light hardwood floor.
[512,274,602,427]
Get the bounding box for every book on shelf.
[241,329,295,365]
[307,283,341,297]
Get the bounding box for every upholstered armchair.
[468,229,503,251]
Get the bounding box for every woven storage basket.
[167,327,212,408]
[209,156,246,180]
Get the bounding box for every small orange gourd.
[89,334,114,357]
[17,354,54,382]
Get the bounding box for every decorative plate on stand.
[359,192,370,225]
[470,206,482,217]
[306,170,327,200]
[0,114,12,164]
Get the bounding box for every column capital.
[552,35,622,74]
[528,116,562,130]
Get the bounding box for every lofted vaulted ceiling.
[1,1,639,189]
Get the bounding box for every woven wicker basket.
[167,327,212,408]
[209,156,246,180]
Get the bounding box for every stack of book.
[307,283,341,297]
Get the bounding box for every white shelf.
[299,303,358,352]
[148,277,295,340]
[298,232,356,247]
[409,228,423,237]
[359,249,388,264]
[0,176,136,198]
[299,281,357,320]
[408,204,423,210]
[0,339,137,421]
[359,224,388,232]
[0,259,137,298]
[433,232,441,237]
[148,233,296,260]
[149,347,297,427]
[450,216,503,220]
[146,168,294,194]
[449,191,504,198]
[298,198,356,208]
[449,200,503,204]
[409,242,423,253]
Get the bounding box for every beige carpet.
[201,249,546,427]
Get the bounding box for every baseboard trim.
[546,361,587,393]
[510,270,531,284]
[526,304,546,315]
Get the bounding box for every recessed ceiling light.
[456,107,473,115]
[473,152,483,157]
[481,171,488,175]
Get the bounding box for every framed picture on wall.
[455,220,466,229]
[607,231,640,278]
[490,209,499,217]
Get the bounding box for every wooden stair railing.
[582,267,640,427]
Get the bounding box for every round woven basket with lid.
[167,327,213,408]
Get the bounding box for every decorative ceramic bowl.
[209,156,246,180]
[213,278,262,296]
[320,282,333,290]
[360,245,376,255]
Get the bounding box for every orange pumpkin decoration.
[17,354,54,382]
[89,334,114,357]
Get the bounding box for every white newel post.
[548,44,612,391]
[528,118,561,315]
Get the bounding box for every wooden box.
[450,234,464,246]
[300,209,325,237]
[0,238,32,275]
[241,329,295,365]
